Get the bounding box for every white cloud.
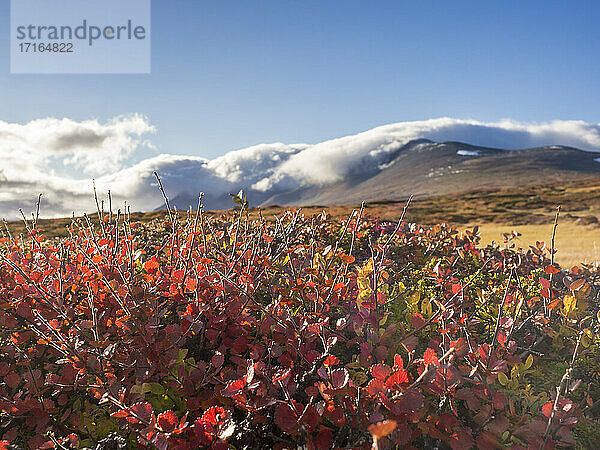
[1,116,600,219]
[0,114,155,177]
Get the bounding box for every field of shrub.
[1,194,600,449]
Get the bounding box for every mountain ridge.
[166,140,600,210]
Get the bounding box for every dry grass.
[468,221,600,269]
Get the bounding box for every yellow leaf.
[524,354,533,370]
[357,276,371,291]
[357,259,374,278]
[563,295,577,315]
[409,291,421,306]
[357,287,373,309]
[421,297,432,316]
[312,253,325,271]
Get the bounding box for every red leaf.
[211,352,224,369]
[157,410,178,433]
[331,368,349,389]
[340,254,355,264]
[323,355,339,367]
[451,338,469,357]
[130,402,153,423]
[301,405,321,432]
[448,427,475,450]
[201,406,229,427]
[411,313,426,329]
[542,401,554,418]
[194,406,232,445]
[5,372,20,389]
[423,348,439,366]
[548,297,562,311]
[544,265,560,275]
[497,330,507,346]
[371,364,392,380]
[275,403,299,432]
[366,379,386,396]
[15,302,33,320]
[272,368,291,384]
[314,427,333,450]
[221,379,245,397]
[385,369,409,389]
[368,419,397,440]
[110,408,130,418]
[492,392,507,410]
[393,354,404,369]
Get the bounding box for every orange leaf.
[323,355,339,367]
[370,364,391,380]
[185,277,197,291]
[340,254,355,264]
[144,258,159,272]
[368,419,397,440]
[548,297,562,311]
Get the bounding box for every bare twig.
[546,205,561,316]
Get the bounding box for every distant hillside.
[261,140,600,206]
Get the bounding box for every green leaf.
[176,349,188,362]
[144,382,165,395]
[345,361,363,369]
[131,383,151,395]
[524,354,533,370]
[498,372,509,386]
[582,334,592,348]
[351,371,369,386]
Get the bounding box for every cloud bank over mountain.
[1,116,600,219]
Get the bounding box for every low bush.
[0,198,598,449]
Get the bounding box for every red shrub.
[0,205,593,449]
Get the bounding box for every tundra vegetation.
[0,188,599,449]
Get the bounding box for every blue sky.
[1,1,599,160]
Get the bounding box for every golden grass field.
[465,222,600,269]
